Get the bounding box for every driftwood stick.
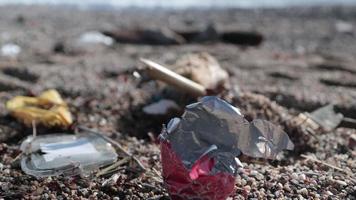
[140,58,206,97]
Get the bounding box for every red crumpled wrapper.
[160,141,235,200]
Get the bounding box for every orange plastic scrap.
[6,89,73,128]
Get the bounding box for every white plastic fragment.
[143,99,179,115]
[78,31,114,46]
[1,43,21,57]
[335,20,354,34]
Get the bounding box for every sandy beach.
[0,5,355,199]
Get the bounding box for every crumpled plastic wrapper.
[20,129,117,177]
[6,89,73,128]
[159,96,294,200]
[174,52,228,90]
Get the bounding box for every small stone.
[3,169,10,174]
[298,174,306,181]
[326,191,333,196]
[298,188,308,196]
[335,180,347,186]
[241,179,247,186]
[291,172,298,179]
[99,118,107,126]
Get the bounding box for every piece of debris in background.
[174,52,229,90]
[78,31,114,46]
[335,20,354,34]
[143,99,179,115]
[295,104,343,132]
[1,43,21,58]
[6,89,73,128]
[160,96,294,200]
[103,25,264,46]
[102,28,186,45]
[140,58,207,97]
[20,128,118,177]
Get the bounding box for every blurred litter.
[103,25,264,46]
[295,104,343,132]
[6,89,72,128]
[159,96,294,200]
[143,99,179,115]
[102,28,185,45]
[174,52,228,90]
[20,128,117,177]
[1,43,21,58]
[335,20,354,34]
[78,31,114,46]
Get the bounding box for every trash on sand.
[6,89,73,128]
[1,43,21,58]
[174,52,228,90]
[296,104,343,132]
[140,58,207,97]
[221,31,264,46]
[143,99,179,115]
[78,31,114,46]
[159,96,294,200]
[20,129,118,177]
[335,20,354,34]
[102,28,185,45]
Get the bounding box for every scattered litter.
[143,99,179,115]
[159,96,294,200]
[103,25,264,46]
[1,43,21,58]
[174,52,229,90]
[140,58,207,96]
[335,20,354,34]
[20,129,118,177]
[6,89,72,128]
[78,31,114,46]
[296,104,343,132]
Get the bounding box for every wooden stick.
[140,58,206,97]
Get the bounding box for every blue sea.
[0,0,356,9]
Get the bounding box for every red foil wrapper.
[160,141,235,200]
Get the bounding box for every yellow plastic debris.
[6,89,73,128]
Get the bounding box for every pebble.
[241,179,247,186]
[326,191,333,196]
[298,174,306,181]
[291,173,298,179]
[0,162,3,171]
[298,188,308,196]
[335,180,347,186]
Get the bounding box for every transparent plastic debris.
[20,130,117,177]
[1,43,21,57]
[159,96,294,200]
[308,104,343,131]
[143,99,179,115]
[6,89,72,128]
[78,31,114,46]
